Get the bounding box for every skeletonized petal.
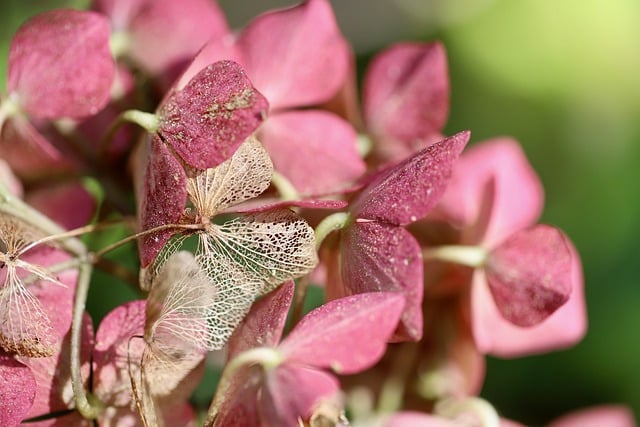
[8,9,114,119]
[187,137,273,217]
[158,60,268,170]
[340,222,423,341]
[351,131,469,226]
[279,292,405,373]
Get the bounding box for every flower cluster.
[0,1,628,427]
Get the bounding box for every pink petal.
[548,405,636,427]
[364,43,449,161]
[279,292,405,373]
[26,183,96,230]
[260,110,365,196]
[175,38,243,92]
[95,0,229,74]
[385,412,458,427]
[0,354,36,427]
[471,238,586,357]
[137,135,187,267]
[261,365,339,427]
[436,138,544,248]
[211,365,262,427]
[351,131,470,226]
[93,300,146,407]
[8,9,114,119]
[158,60,269,170]
[227,282,294,360]
[232,198,348,214]
[500,420,527,427]
[236,0,350,110]
[486,225,573,327]
[340,222,424,341]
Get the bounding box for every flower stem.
[289,276,310,332]
[434,397,500,427]
[271,170,299,201]
[99,109,159,157]
[422,245,488,268]
[204,347,283,426]
[314,212,350,250]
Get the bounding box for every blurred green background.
[2,0,639,425]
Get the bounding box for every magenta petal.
[385,412,458,427]
[261,365,339,427]
[137,136,187,267]
[471,238,585,357]
[212,365,262,427]
[437,138,544,248]
[548,405,637,427]
[237,0,350,110]
[352,131,469,226]
[0,354,36,427]
[93,300,146,407]
[260,110,365,196]
[8,9,114,119]
[227,282,294,360]
[486,225,573,327]
[159,60,269,169]
[280,292,405,373]
[26,183,96,230]
[364,43,449,160]
[340,222,423,341]
[96,0,229,74]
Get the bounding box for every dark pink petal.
[8,9,114,119]
[486,225,573,327]
[227,282,294,360]
[471,238,585,357]
[260,365,339,427]
[0,354,36,427]
[96,0,229,74]
[20,312,93,421]
[364,43,449,161]
[260,110,365,196]
[340,222,423,341]
[279,292,405,373]
[137,135,187,267]
[384,412,458,427]
[211,365,262,427]
[93,300,146,407]
[176,39,244,92]
[237,0,350,110]
[351,131,470,226]
[26,183,96,230]
[436,138,544,248]
[158,60,268,170]
[548,405,636,427]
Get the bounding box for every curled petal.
[486,225,573,327]
[260,110,365,196]
[339,222,423,341]
[158,60,268,170]
[8,9,114,119]
[0,354,36,427]
[364,42,449,161]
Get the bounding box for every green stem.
[204,347,283,426]
[314,212,350,251]
[271,171,299,201]
[99,109,159,157]
[422,245,488,268]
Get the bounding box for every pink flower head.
[363,42,450,163]
[211,282,405,427]
[179,0,365,196]
[327,131,469,341]
[423,138,586,357]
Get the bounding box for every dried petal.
[485,225,572,327]
[340,222,423,341]
[158,60,268,170]
[260,110,365,196]
[351,131,469,226]
[279,292,405,373]
[8,9,114,119]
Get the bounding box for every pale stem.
[314,212,351,251]
[99,109,160,156]
[271,170,300,201]
[0,96,20,131]
[434,397,500,427]
[71,262,103,419]
[422,245,489,268]
[357,133,373,158]
[204,347,283,426]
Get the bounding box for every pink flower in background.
[180,0,365,196]
[502,405,636,427]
